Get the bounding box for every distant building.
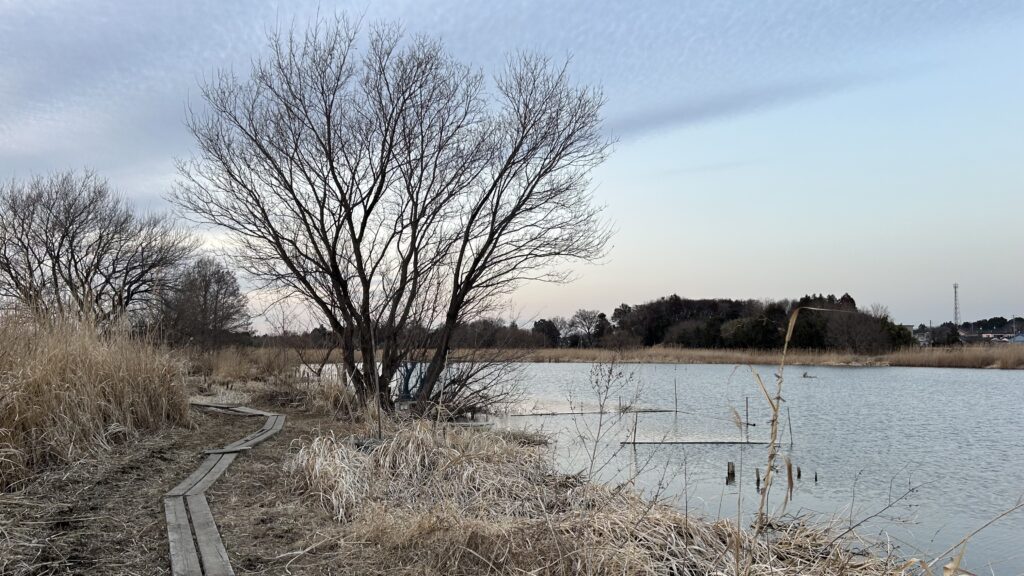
[1012,334,1024,345]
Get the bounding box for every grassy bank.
[194,343,1024,388]
[885,345,1024,369]
[447,345,1024,369]
[0,316,190,490]
[286,417,902,575]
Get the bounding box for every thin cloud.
[607,73,896,140]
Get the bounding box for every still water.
[492,363,1024,574]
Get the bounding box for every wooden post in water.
[787,406,794,447]
[796,466,802,480]
[755,467,761,491]
[673,373,679,413]
[745,397,750,443]
[726,461,736,485]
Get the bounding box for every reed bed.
[449,345,1024,369]
[482,346,861,366]
[188,345,294,382]
[187,342,1024,384]
[886,345,1024,369]
[247,373,361,416]
[287,420,901,575]
[0,316,190,490]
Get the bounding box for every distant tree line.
[958,316,1023,334]
[917,322,962,346]
[910,316,1024,346]
[519,293,915,353]
[266,292,917,354]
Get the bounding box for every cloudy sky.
[1,1,1021,326]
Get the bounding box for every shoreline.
[2,385,905,575]
[446,345,1024,369]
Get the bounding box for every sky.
[1,0,1021,326]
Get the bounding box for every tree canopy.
[526,292,914,353]
[174,16,610,410]
[159,256,250,345]
[0,170,195,322]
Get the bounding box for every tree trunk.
[415,315,458,412]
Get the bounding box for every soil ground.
[3,396,350,576]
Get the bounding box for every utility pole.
[953,283,961,328]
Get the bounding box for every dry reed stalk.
[753,307,844,528]
[0,316,189,490]
[446,344,1024,369]
[887,345,1024,369]
[286,415,903,575]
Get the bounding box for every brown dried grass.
[188,345,295,382]
[287,419,902,575]
[451,345,1024,369]
[0,316,190,491]
[450,346,863,365]
[886,345,1024,369]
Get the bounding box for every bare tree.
[567,309,605,347]
[160,256,249,345]
[0,171,196,321]
[413,54,611,408]
[867,303,890,320]
[420,315,536,417]
[174,16,610,411]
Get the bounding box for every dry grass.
[187,345,296,382]
[886,345,1024,369]
[188,342,1024,382]
[287,419,901,575]
[1,409,255,576]
[189,373,361,419]
[452,345,1024,369]
[251,373,361,417]
[0,316,190,491]
[451,346,868,365]
[190,381,255,406]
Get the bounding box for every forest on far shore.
[454,293,916,354]
[253,293,921,355]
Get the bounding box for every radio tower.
[953,283,961,327]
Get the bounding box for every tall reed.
[0,316,190,490]
[287,416,901,575]
[456,344,1024,369]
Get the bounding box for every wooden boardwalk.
[164,404,285,576]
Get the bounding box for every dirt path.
[203,410,351,575]
[3,404,347,576]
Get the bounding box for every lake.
[492,363,1024,574]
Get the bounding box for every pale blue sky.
[1,1,1021,325]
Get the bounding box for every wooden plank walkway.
[164,404,285,576]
